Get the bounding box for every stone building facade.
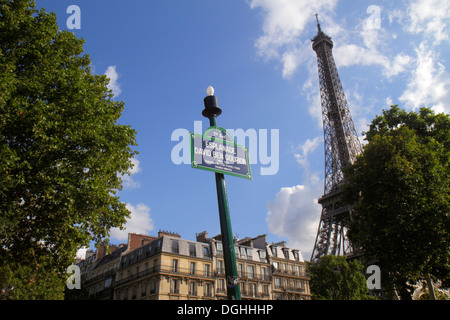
[77,231,311,300]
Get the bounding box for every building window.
[189,243,196,256]
[274,277,281,288]
[104,277,112,288]
[190,262,196,275]
[189,281,197,296]
[150,278,156,294]
[216,242,223,253]
[217,260,224,274]
[247,265,255,279]
[171,279,179,294]
[204,264,211,277]
[238,263,244,277]
[218,279,225,292]
[246,248,253,259]
[293,250,300,261]
[141,282,147,297]
[203,246,210,258]
[172,240,179,254]
[205,283,212,297]
[261,267,268,281]
[273,261,279,270]
[282,249,289,259]
[290,264,295,274]
[249,283,256,297]
[258,250,266,261]
[263,284,269,296]
[172,259,178,272]
[271,246,277,257]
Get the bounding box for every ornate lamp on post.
[202,86,241,300]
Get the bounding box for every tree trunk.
[426,275,436,300]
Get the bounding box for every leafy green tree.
[0,0,137,299]
[343,106,450,300]
[308,255,374,300]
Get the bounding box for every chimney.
[127,233,157,252]
[96,245,106,260]
[158,230,181,239]
[196,231,208,243]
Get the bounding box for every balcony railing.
[240,290,270,298]
[215,270,272,282]
[271,267,310,279]
[116,265,215,287]
[84,269,116,286]
[273,284,306,293]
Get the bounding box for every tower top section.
[315,13,321,33]
[312,14,333,50]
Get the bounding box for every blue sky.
[36,0,450,261]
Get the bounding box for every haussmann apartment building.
[77,230,311,300]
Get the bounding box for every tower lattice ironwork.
[310,15,362,263]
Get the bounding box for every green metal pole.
[209,116,241,300]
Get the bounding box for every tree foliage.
[343,105,450,299]
[0,0,137,299]
[308,255,374,300]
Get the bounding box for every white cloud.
[249,0,414,81]
[406,0,450,45]
[394,0,450,114]
[333,16,413,80]
[250,0,450,116]
[386,96,394,107]
[266,185,321,260]
[253,1,450,261]
[110,203,154,241]
[104,65,122,97]
[293,136,322,173]
[248,0,416,136]
[385,53,414,79]
[300,54,324,127]
[76,247,88,260]
[281,47,304,79]
[301,136,321,157]
[399,42,450,113]
[121,157,142,189]
[270,137,323,259]
[249,0,338,78]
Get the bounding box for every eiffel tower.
[310,15,362,263]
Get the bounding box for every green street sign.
[190,126,252,180]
